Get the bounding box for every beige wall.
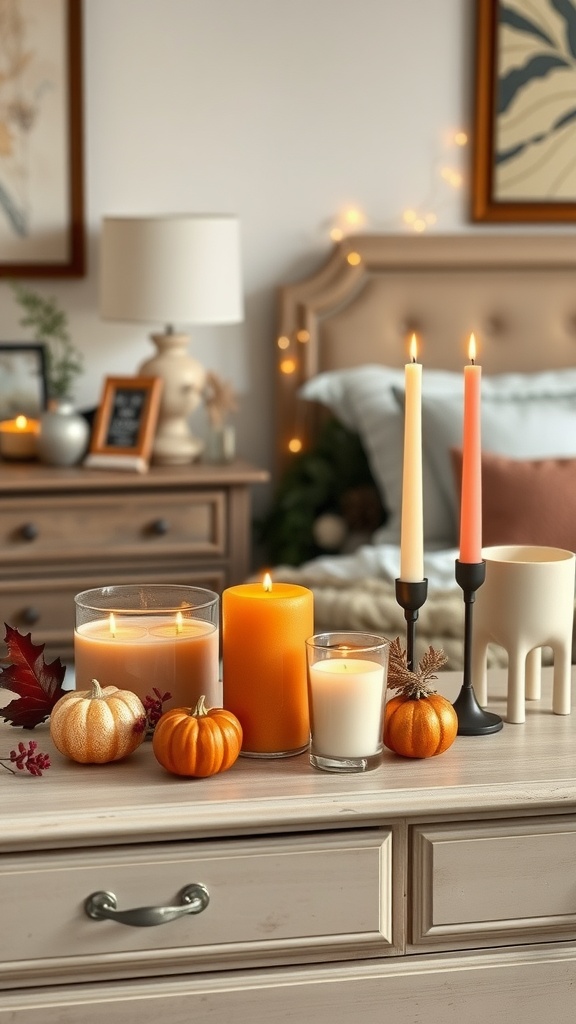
[0,0,480,506]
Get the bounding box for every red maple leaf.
[0,624,67,728]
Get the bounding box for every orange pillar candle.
[459,333,482,563]
[222,576,314,757]
[399,333,424,582]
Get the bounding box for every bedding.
[269,234,576,671]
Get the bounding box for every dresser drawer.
[0,567,227,644]
[411,815,576,950]
[0,490,226,564]
[0,829,393,988]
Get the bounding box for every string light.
[288,437,302,453]
[280,357,297,375]
[277,335,290,350]
[346,251,361,266]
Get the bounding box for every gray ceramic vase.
[37,399,90,467]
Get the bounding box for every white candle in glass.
[399,333,424,582]
[308,658,385,757]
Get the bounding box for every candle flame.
[409,333,418,363]
[176,610,183,634]
[109,612,116,638]
[263,572,272,592]
[468,332,477,364]
[15,415,28,430]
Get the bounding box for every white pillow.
[300,365,463,546]
[419,369,576,541]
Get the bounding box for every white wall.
[0,0,473,509]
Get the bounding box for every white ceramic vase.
[37,399,91,467]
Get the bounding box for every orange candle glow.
[0,415,39,459]
[222,575,314,756]
[399,333,424,581]
[459,333,482,563]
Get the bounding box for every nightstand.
[0,459,269,660]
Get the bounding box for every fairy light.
[296,329,310,343]
[330,227,343,241]
[346,251,361,266]
[288,437,302,453]
[280,358,297,375]
[454,130,468,146]
[277,335,290,350]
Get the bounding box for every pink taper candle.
[459,333,482,563]
[399,333,424,582]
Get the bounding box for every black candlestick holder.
[395,578,428,671]
[453,560,503,735]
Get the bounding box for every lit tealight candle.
[0,415,39,460]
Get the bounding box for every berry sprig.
[1,740,51,777]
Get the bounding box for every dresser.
[0,459,269,660]
[2,669,576,1023]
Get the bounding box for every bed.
[260,232,576,670]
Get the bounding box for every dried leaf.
[387,635,447,699]
[0,624,67,728]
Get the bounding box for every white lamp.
[99,214,243,465]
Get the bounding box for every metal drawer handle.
[151,517,169,535]
[84,883,210,927]
[20,522,38,541]
[21,606,40,625]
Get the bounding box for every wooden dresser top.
[1,668,575,852]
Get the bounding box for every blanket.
[268,566,509,672]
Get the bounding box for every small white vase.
[38,399,90,467]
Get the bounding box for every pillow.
[451,448,576,551]
[419,369,576,541]
[300,365,463,547]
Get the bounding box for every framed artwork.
[85,377,163,473]
[0,0,85,276]
[472,0,576,222]
[0,342,47,419]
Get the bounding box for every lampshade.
[98,213,243,467]
[99,214,243,327]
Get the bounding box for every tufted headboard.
[275,233,576,477]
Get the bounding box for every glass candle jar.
[305,631,390,773]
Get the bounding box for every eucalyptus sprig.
[11,282,83,400]
[387,635,448,700]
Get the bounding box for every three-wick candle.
[222,575,314,756]
[399,332,424,581]
[459,332,482,563]
[74,603,220,711]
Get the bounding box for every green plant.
[255,418,386,566]
[11,282,84,399]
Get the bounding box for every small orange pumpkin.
[383,638,458,759]
[49,678,146,763]
[152,695,243,777]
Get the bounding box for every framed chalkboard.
[85,376,163,472]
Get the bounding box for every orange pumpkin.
[383,692,458,758]
[152,695,243,777]
[49,678,146,763]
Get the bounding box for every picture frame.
[84,376,163,473]
[0,343,48,420]
[472,0,576,222]
[0,0,85,276]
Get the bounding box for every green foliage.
[256,418,386,566]
[11,282,84,399]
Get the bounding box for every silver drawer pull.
[84,883,210,927]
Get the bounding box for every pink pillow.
[451,449,576,551]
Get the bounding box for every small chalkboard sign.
[84,376,163,472]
